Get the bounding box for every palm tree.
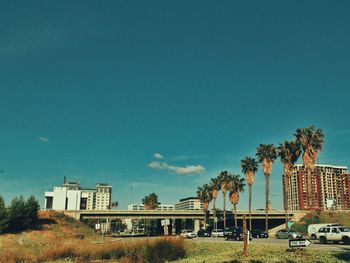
[295,126,325,209]
[241,157,258,231]
[210,177,221,231]
[256,144,277,233]
[197,184,213,229]
[228,174,245,227]
[278,140,301,228]
[218,171,231,228]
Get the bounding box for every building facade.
[127,204,175,211]
[284,164,350,211]
[175,197,203,210]
[45,179,112,211]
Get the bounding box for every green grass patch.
[174,241,349,263]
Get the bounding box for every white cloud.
[154,153,164,159]
[148,161,205,175]
[38,136,49,143]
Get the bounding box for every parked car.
[308,223,342,240]
[251,229,268,238]
[197,229,211,237]
[223,226,242,237]
[275,229,302,239]
[211,229,224,237]
[226,229,252,241]
[317,226,350,244]
[180,230,196,239]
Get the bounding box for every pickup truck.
[317,226,350,244]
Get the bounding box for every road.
[193,237,350,252]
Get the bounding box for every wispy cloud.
[148,161,205,175]
[172,154,206,161]
[38,136,49,143]
[154,153,164,159]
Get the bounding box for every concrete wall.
[52,187,67,210]
[66,190,81,210]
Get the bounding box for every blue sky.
[1,1,350,210]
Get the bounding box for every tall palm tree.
[241,157,258,231]
[210,177,221,230]
[228,174,245,227]
[295,126,325,209]
[197,184,213,229]
[218,171,231,228]
[278,140,301,228]
[256,144,277,233]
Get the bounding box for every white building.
[127,204,175,211]
[45,178,112,211]
[175,197,202,210]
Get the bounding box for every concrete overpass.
[64,209,302,221]
[63,209,305,234]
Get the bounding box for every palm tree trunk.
[223,192,227,228]
[248,185,252,231]
[284,175,289,229]
[265,174,269,233]
[213,198,217,230]
[234,204,237,227]
[204,210,207,230]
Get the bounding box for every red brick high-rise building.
[283,164,350,211]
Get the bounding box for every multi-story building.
[127,204,175,211]
[95,183,112,210]
[283,164,350,211]
[175,197,203,210]
[45,178,112,211]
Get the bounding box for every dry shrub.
[145,237,186,263]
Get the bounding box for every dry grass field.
[0,211,185,262]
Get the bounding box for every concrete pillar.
[194,219,200,233]
[172,218,176,235]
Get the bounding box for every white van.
[308,223,342,240]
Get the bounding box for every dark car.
[197,229,211,237]
[226,228,252,241]
[223,226,242,238]
[251,229,269,238]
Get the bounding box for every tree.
[295,126,325,209]
[142,193,159,235]
[142,193,159,210]
[228,174,245,227]
[218,171,231,228]
[210,177,221,230]
[111,201,119,210]
[25,195,40,224]
[7,196,31,232]
[0,196,8,233]
[256,144,277,233]
[241,157,258,231]
[278,140,301,227]
[196,184,213,229]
